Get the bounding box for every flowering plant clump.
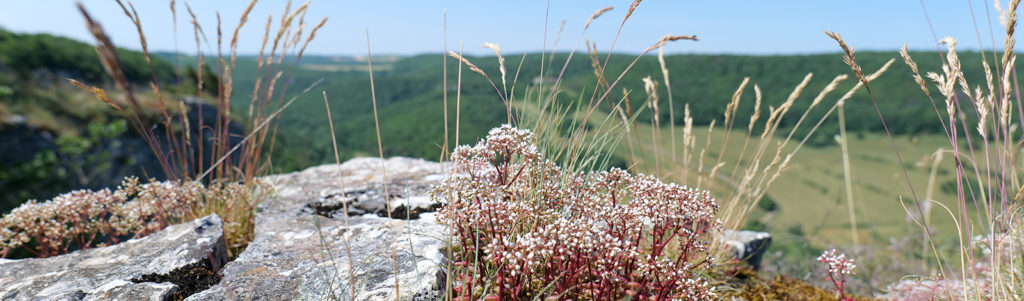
[0,177,202,258]
[433,125,721,300]
[818,249,857,301]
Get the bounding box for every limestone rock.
[0,214,227,301]
[721,230,772,270]
[188,157,449,301]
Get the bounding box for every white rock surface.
[187,157,449,301]
[0,214,227,301]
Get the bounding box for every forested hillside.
[231,50,1002,172]
[0,29,180,212]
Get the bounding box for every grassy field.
[619,121,970,249]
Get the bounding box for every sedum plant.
[0,177,266,258]
[433,125,721,300]
[0,177,200,258]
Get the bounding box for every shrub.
[433,125,721,300]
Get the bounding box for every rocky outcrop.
[721,230,773,270]
[0,214,227,300]
[187,157,449,301]
[2,156,772,300]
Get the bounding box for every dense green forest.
[214,50,1005,173]
[0,29,173,85]
[0,28,177,133]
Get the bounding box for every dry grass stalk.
[615,102,630,133]
[977,61,995,137]
[221,0,259,121]
[363,30,402,299]
[749,84,762,133]
[481,42,511,122]
[114,0,169,114]
[770,74,849,158]
[586,41,611,93]
[645,34,699,53]
[67,79,120,111]
[577,33,697,154]
[481,42,507,95]
[938,37,972,101]
[539,5,614,113]
[682,103,694,183]
[620,90,639,170]
[643,76,661,175]
[760,73,812,142]
[76,3,176,180]
[440,11,452,300]
[658,47,678,163]
[446,51,510,124]
[624,0,641,25]
[322,92,357,300]
[577,0,654,145]
[1001,0,1019,75]
[184,3,207,94]
[725,77,749,133]
[705,77,748,192]
[181,2,214,177]
[825,31,867,88]
[926,63,958,123]
[838,60,894,106]
[455,44,464,152]
[508,53,528,108]
[697,120,716,189]
[252,3,325,182]
[837,97,859,247]
[723,83,765,201]
[999,56,1016,128]
[716,60,892,239]
[248,15,274,119]
[447,52,488,80]
[585,6,614,29]
[811,74,849,109]
[899,45,931,98]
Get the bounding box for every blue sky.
[0,1,1013,56]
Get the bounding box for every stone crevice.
[130,259,221,301]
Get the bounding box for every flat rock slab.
[0,214,227,301]
[188,157,449,301]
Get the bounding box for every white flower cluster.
[435,125,721,299]
[818,249,856,275]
